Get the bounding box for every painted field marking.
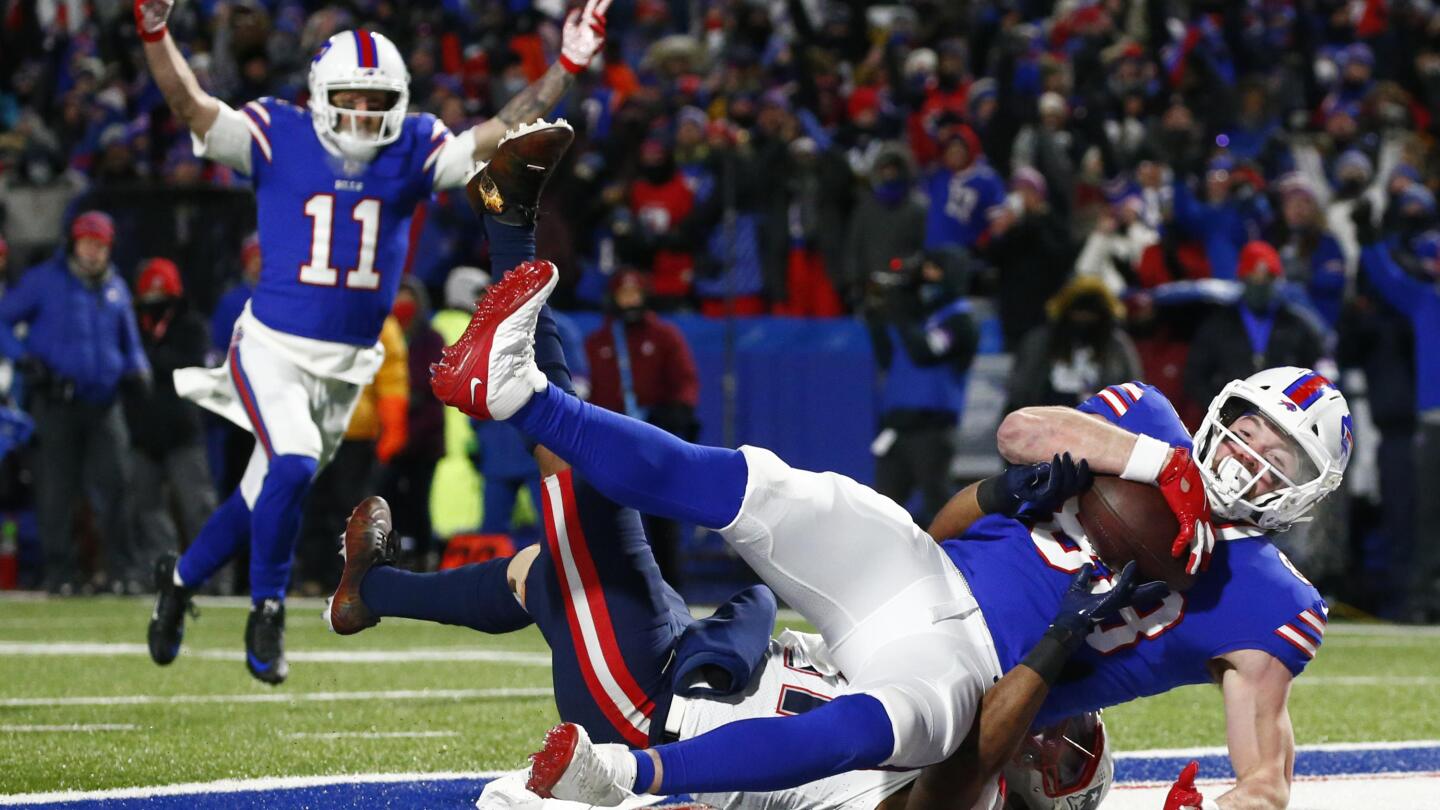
[0,724,137,733]
[1116,739,1440,759]
[0,641,550,666]
[0,687,553,708]
[0,771,511,806]
[279,731,460,740]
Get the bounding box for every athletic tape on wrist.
[1121,433,1169,484]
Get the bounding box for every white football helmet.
[1192,367,1352,530]
[1003,712,1113,810]
[308,30,410,158]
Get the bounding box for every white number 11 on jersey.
[299,194,383,290]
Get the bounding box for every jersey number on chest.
[298,194,383,290]
[1031,526,1186,655]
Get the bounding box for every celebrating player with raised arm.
[137,0,611,684]
[424,253,1349,809]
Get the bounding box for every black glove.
[977,453,1093,520]
[1021,561,1169,683]
[1352,199,1380,246]
[1050,561,1169,641]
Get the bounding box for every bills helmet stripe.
[1283,372,1332,410]
[1339,413,1354,459]
[354,30,378,68]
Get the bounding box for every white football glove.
[134,0,173,42]
[558,0,614,74]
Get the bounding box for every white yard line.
[0,641,550,665]
[0,687,552,708]
[0,770,512,805]
[279,731,460,740]
[1118,739,1440,760]
[1105,773,1440,810]
[0,724,137,733]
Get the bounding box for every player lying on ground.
[137,0,611,683]
[426,258,1351,810]
[330,447,1149,809]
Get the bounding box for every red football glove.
[1122,435,1215,575]
[1156,447,1215,574]
[558,0,613,74]
[134,0,172,42]
[1163,761,1209,810]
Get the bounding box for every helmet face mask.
[308,31,410,159]
[1193,368,1350,530]
[1004,712,1112,810]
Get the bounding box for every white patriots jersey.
[672,633,919,810]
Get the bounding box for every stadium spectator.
[986,166,1075,351]
[125,258,215,594]
[0,212,148,594]
[294,317,408,594]
[1184,241,1326,409]
[584,270,699,584]
[1353,203,1440,622]
[629,137,695,308]
[1074,181,1159,296]
[865,252,977,526]
[767,135,852,318]
[1170,156,1271,282]
[1271,174,1348,328]
[1006,277,1140,414]
[843,150,926,310]
[923,124,1005,254]
[379,278,446,569]
[0,144,88,269]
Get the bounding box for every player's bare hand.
[135,0,174,41]
[559,0,613,74]
[1154,446,1214,575]
[1163,761,1211,810]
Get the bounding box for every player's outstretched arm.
[470,0,613,161]
[927,453,1092,540]
[998,406,1216,574]
[135,0,221,138]
[903,564,1167,810]
[1208,650,1297,809]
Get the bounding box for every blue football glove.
[1051,561,1170,640]
[980,452,1093,520]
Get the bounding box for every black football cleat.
[466,118,575,227]
[245,598,289,685]
[147,552,196,666]
[323,495,398,636]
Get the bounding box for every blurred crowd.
[3,0,1440,620]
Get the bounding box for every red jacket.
[629,176,695,298]
[584,313,699,414]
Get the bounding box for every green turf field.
[2,594,1438,794]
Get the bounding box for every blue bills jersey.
[943,382,1328,726]
[241,98,450,345]
[923,161,1006,250]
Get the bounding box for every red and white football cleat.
[526,722,637,805]
[430,259,556,420]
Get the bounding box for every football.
[1075,475,1196,592]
